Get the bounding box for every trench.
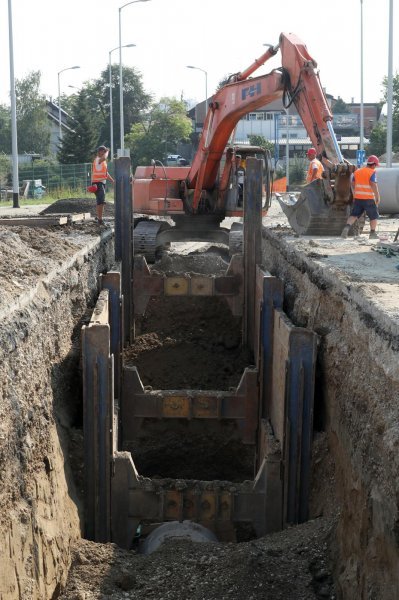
[123,295,255,482]
[1,221,398,599]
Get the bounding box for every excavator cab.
[223,145,272,216]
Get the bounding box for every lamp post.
[109,44,135,161]
[359,0,364,156]
[118,0,150,154]
[58,65,80,142]
[7,0,19,208]
[386,0,394,168]
[186,65,208,122]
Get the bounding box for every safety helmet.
[87,184,98,193]
[306,148,317,158]
[366,155,379,166]
[97,145,108,152]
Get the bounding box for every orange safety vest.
[92,157,108,183]
[306,158,324,182]
[353,166,376,200]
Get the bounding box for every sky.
[1,0,397,109]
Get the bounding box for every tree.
[247,134,274,152]
[367,73,399,156]
[83,65,152,149]
[367,122,388,157]
[332,97,351,114]
[0,154,11,187]
[125,97,192,170]
[15,71,50,155]
[0,105,11,154]
[382,73,399,151]
[58,91,98,164]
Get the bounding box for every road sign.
[357,149,366,166]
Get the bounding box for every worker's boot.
[369,230,379,239]
[341,224,350,239]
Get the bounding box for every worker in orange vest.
[341,155,380,239]
[91,146,115,225]
[306,148,324,183]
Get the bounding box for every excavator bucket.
[276,179,350,236]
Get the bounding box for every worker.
[341,155,380,239]
[236,156,246,206]
[91,145,115,224]
[306,148,324,183]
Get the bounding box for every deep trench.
[2,228,398,600]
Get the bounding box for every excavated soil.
[125,296,251,390]
[59,517,336,600]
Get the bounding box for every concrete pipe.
[376,168,399,214]
[140,520,218,555]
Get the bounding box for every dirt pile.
[41,197,115,218]
[59,517,336,600]
[125,296,251,390]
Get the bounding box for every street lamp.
[386,0,394,167]
[58,65,80,141]
[7,0,19,208]
[109,44,135,160]
[186,65,208,119]
[359,0,364,156]
[118,0,150,154]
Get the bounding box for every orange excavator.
[132,32,355,259]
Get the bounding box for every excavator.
[132,32,355,259]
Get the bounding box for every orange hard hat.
[307,148,317,157]
[87,185,98,193]
[366,155,379,166]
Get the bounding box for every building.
[46,100,74,155]
[188,95,380,162]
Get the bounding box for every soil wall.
[0,231,115,599]
[262,229,399,600]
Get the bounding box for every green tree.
[367,73,399,155]
[0,105,11,154]
[84,64,152,150]
[367,122,388,156]
[382,73,399,150]
[0,154,11,187]
[15,71,50,155]
[58,91,98,164]
[125,97,192,169]
[332,97,351,114]
[247,134,274,152]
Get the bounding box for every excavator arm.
[187,32,351,216]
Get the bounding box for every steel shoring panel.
[243,157,263,350]
[132,255,244,317]
[270,309,317,526]
[115,157,133,343]
[111,451,270,547]
[121,365,259,445]
[101,272,122,401]
[82,291,114,543]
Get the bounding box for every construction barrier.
[272,177,287,193]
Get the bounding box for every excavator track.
[133,220,171,262]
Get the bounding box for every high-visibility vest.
[92,157,108,183]
[353,166,376,200]
[306,158,324,182]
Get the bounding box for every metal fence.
[16,162,116,194]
